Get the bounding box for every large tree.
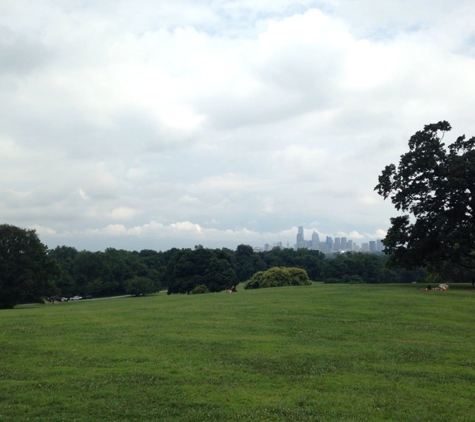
[374,121,475,276]
[0,224,60,309]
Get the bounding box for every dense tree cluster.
[321,252,426,284]
[0,224,60,309]
[48,246,169,298]
[165,245,237,294]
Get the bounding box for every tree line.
[48,243,426,299]
[1,223,429,308]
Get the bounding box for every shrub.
[244,267,311,289]
[342,275,364,284]
[192,284,210,294]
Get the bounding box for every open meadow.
[1,283,475,421]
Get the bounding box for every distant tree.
[48,246,78,297]
[125,276,156,296]
[235,244,257,282]
[375,121,475,280]
[0,224,59,309]
[166,247,238,294]
[203,256,238,292]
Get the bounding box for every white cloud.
[110,207,139,221]
[1,0,475,251]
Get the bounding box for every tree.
[0,224,60,309]
[125,276,156,296]
[234,244,257,282]
[166,247,238,294]
[48,246,78,297]
[375,121,475,276]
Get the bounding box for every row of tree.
[48,243,426,298]
[1,223,430,308]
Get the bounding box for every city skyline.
[256,226,383,253]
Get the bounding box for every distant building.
[341,237,348,250]
[369,241,376,253]
[311,231,320,250]
[296,226,305,249]
[334,237,341,251]
[326,236,333,252]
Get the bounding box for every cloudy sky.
[1,0,475,252]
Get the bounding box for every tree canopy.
[0,224,60,309]
[375,121,475,276]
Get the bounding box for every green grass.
[1,283,475,421]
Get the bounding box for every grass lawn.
[1,283,475,421]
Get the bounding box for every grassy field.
[1,283,475,421]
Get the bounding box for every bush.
[323,277,341,284]
[342,275,364,284]
[192,284,209,294]
[244,267,311,289]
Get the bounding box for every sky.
[1,0,475,252]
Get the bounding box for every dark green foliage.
[244,267,312,289]
[166,246,238,294]
[48,247,172,298]
[191,284,209,294]
[235,244,266,282]
[321,252,426,284]
[341,274,364,284]
[0,224,60,308]
[48,246,78,297]
[125,276,156,296]
[375,121,475,278]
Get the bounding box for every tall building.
[296,226,305,249]
[326,236,333,252]
[369,241,376,253]
[311,231,320,250]
[341,237,348,250]
[334,237,341,251]
[347,239,353,251]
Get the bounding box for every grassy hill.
[1,283,475,421]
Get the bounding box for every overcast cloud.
[1,0,475,251]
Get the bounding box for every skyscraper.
[311,231,320,250]
[296,226,305,249]
[334,237,341,251]
[341,237,348,250]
